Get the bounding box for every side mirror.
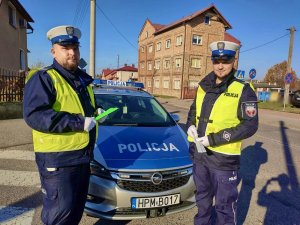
[170,113,180,122]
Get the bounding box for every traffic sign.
[249,68,256,79]
[284,73,293,84]
[235,70,245,80]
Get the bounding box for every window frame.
[8,2,17,28]
[156,42,161,51]
[176,35,183,46]
[191,58,201,68]
[192,34,202,45]
[165,39,171,49]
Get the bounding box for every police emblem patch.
[223,131,231,142]
[244,103,257,118]
[217,42,225,54]
[66,26,74,36]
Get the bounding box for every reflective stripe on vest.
[32,68,97,152]
[188,81,244,155]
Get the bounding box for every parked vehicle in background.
[291,90,300,107]
[85,80,195,220]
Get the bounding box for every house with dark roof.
[101,64,138,81]
[138,4,240,98]
[0,0,34,73]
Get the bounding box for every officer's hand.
[84,117,96,131]
[96,108,108,123]
[196,136,210,147]
[187,125,198,139]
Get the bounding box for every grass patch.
[258,101,300,114]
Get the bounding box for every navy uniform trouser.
[37,163,90,225]
[193,162,238,225]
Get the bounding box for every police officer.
[186,41,258,225]
[23,25,99,225]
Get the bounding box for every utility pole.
[89,0,96,78]
[283,26,295,109]
[117,54,120,68]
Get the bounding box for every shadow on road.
[0,191,42,223]
[237,141,267,225]
[256,121,300,224]
[94,219,131,225]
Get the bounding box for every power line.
[95,3,137,50]
[73,0,89,28]
[240,33,290,53]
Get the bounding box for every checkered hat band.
[51,35,79,44]
[212,49,236,57]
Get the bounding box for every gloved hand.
[187,125,198,140]
[84,117,96,132]
[196,136,210,147]
[96,108,108,123]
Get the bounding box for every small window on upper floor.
[8,3,17,27]
[205,15,211,25]
[20,49,25,70]
[156,42,161,51]
[141,46,145,53]
[192,35,202,45]
[145,31,148,38]
[166,39,171,49]
[148,45,153,53]
[176,35,183,46]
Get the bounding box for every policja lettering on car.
[118,142,179,153]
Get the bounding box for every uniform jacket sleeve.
[208,84,259,147]
[23,71,85,133]
[186,95,197,129]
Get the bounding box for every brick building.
[0,0,34,72]
[138,5,240,98]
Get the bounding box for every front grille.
[112,167,192,192]
[117,175,190,192]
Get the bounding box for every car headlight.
[90,160,113,180]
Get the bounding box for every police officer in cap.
[23,25,103,224]
[186,41,258,225]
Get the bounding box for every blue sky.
[20,0,300,80]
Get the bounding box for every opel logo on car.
[151,172,163,185]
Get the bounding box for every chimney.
[132,64,135,68]
[124,64,127,67]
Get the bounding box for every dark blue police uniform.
[24,59,96,225]
[186,70,258,225]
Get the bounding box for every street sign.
[284,73,293,84]
[249,68,256,79]
[235,70,245,80]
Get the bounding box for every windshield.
[95,94,176,127]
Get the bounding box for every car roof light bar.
[93,79,144,89]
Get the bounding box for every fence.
[0,68,26,102]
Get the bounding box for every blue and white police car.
[85,80,195,220]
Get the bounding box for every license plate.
[131,194,180,209]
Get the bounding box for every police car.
[84,80,195,220]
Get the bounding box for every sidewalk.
[157,97,300,131]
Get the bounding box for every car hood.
[93,125,191,171]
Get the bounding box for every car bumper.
[84,174,196,220]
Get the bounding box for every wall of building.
[0,0,28,72]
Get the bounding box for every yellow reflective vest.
[188,81,244,155]
[29,68,97,152]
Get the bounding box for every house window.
[148,62,152,71]
[174,80,181,90]
[141,46,145,53]
[154,80,160,88]
[189,80,199,88]
[163,80,169,89]
[20,49,25,70]
[166,39,171,49]
[205,15,211,25]
[175,58,181,68]
[192,35,202,45]
[176,35,183,46]
[164,59,171,69]
[8,3,17,27]
[145,31,148,38]
[147,80,152,87]
[140,62,145,69]
[148,45,153,53]
[191,58,201,68]
[155,60,160,70]
[156,42,161,51]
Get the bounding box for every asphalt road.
[0,102,300,225]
